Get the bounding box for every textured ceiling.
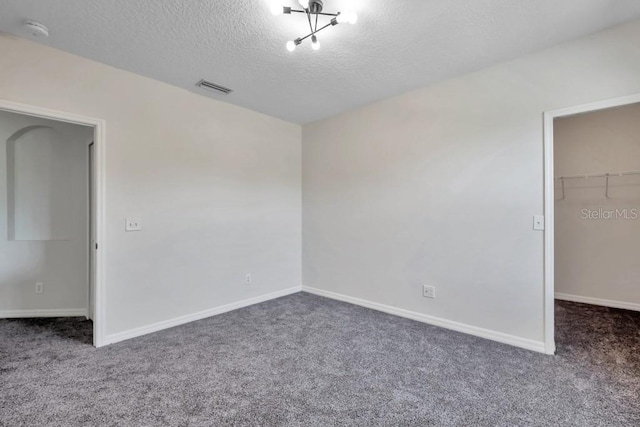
[1,0,640,124]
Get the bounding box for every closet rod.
[555,170,640,200]
[555,170,640,181]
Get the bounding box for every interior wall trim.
[555,293,640,312]
[302,286,546,354]
[0,309,88,318]
[104,286,302,346]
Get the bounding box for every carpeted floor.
[1,294,639,426]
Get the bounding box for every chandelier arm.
[306,10,315,33]
[296,21,334,43]
[289,9,338,17]
[314,12,318,32]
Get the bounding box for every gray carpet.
[1,293,639,426]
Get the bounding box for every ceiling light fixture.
[271,0,358,52]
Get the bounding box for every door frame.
[0,99,107,347]
[88,142,95,321]
[542,93,640,355]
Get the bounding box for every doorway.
[0,100,105,347]
[543,93,640,354]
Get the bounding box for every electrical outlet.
[423,285,435,299]
[125,218,142,232]
[35,282,43,294]
[245,273,252,285]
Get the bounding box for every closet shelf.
[554,170,640,181]
[554,170,640,200]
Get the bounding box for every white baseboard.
[0,308,88,318]
[302,286,546,354]
[555,293,640,312]
[104,286,302,346]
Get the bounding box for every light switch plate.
[125,218,142,232]
[533,215,545,231]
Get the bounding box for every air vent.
[196,79,233,95]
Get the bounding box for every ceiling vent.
[196,79,233,95]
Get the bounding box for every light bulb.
[311,36,320,50]
[348,12,358,24]
[337,11,352,24]
[298,0,309,9]
[270,3,283,15]
[286,40,296,52]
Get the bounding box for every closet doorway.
[0,100,106,347]
[543,94,640,354]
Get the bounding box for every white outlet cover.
[423,285,436,299]
[125,218,142,232]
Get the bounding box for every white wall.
[3,19,639,350]
[0,33,302,339]
[1,111,92,313]
[302,20,640,349]
[554,103,640,308]
[10,125,74,241]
